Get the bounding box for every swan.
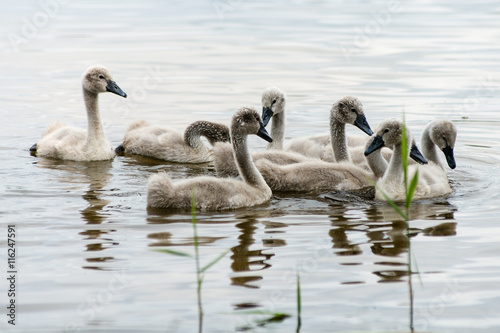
[213,86,310,178]
[286,96,373,163]
[420,120,457,169]
[116,120,230,163]
[364,118,452,202]
[30,65,127,161]
[147,107,273,211]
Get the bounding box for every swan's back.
[122,121,192,161]
[35,123,89,160]
[147,173,271,211]
[122,120,230,163]
[255,159,374,192]
[286,135,336,162]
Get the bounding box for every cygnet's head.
[232,107,273,143]
[261,86,286,127]
[82,65,127,98]
[427,120,457,169]
[332,96,373,136]
[365,118,428,164]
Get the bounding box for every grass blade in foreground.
[296,272,302,333]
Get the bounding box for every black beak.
[106,80,127,98]
[364,135,384,156]
[354,114,374,136]
[256,123,273,143]
[410,144,428,164]
[442,145,456,169]
[261,106,274,127]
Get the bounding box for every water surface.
[1,1,500,332]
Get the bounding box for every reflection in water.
[147,231,224,247]
[326,200,458,283]
[230,220,275,289]
[262,221,287,248]
[35,159,118,270]
[329,227,362,256]
[34,158,113,223]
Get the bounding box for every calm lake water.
[1,0,500,332]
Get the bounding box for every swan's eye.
[98,75,105,80]
[384,128,390,133]
[351,108,356,113]
[272,99,277,105]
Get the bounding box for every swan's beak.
[364,135,384,156]
[354,114,374,136]
[410,144,428,164]
[257,123,273,143]
[106,80,127,98]
[261,107,274,127]
[442,145,456,169]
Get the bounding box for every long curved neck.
[384,143,404,183]
[366,148,388,179]
[267,109,285,150]
[232,134,267,188]
[421,125,440,166]
[184,122,208,150]
[330,116,350,162]
[83,88,106,147]
[184,121,229,150]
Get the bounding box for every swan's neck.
[233,135,267,188]
[421,126,440,166]
[83,88,107,148]
[267,109,284,150]
[330,119,350,162]
[384,143,404,183]
[366,148,388,179]
[184,124,207,151]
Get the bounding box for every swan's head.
[364,118,428,164]
[261,86,286,127]
[427,120,457,169]
[232,107,273,143]
[82,65,127,98]
[332,96,373,136]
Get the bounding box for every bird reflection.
[147,231,224,247]
[230,219,275,289]
[34,159,117,270]
[325,198,457,283]
[329,227,362,256]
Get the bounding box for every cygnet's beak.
[261,107,274,127]
[354,114,374,136]
[106,80,127,98]
[442,145,456,169]
[256,123,273,143]
[364,135,384,156]
[410,144,428,164]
